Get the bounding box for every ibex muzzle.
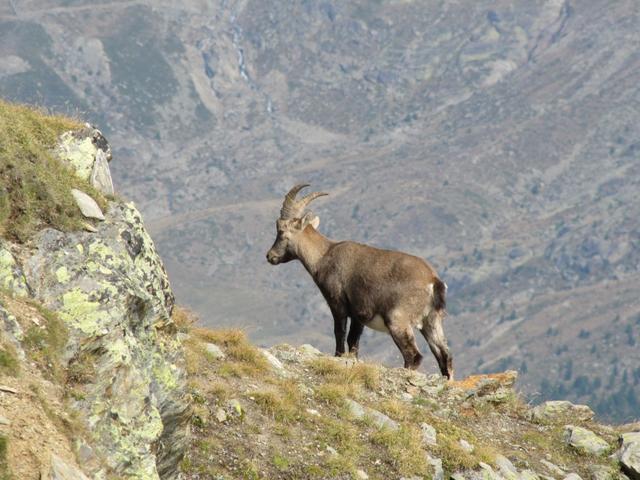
[266,184,453,378]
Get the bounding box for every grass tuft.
[0,99,105,242]
[0,343,19,377]
[21,304,68,381]
[371,425,429,477]
[0,434,10,480]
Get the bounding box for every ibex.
[266,184,453,378]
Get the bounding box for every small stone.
[326,446,338,456]
[306,408,321,417]
[215,408,227,423]
[420,422,437,446]
[299,344,322,358]
[0,415,10,426]
[355,469,369,479]
[204,343,226,360]
[82,222,98,233]
[71,189,105,220]
[459,438,474,453]
[261,349,289,377]
[345,399,366,420]
[564,425,610,456]
[563,474,583,480]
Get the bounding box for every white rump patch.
[366,315,390,334]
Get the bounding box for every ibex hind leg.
[420,311,453,379]
[386,316,423,370]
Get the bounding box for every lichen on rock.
[20,200,188,479]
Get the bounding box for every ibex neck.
[296,227,332,276]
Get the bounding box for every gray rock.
[90,149,114,195]
[530,401,594,423]
[563,474,583,480]
[262,349,289,377]
[459,438,474,453]
[427,454,444,480]
[48,453,90,480]
[519,470,541,480]
[345,399,398,430]
[564,425,610,456]
[204,342,226,359]
[540,459,565,476]
[71,189,105,220]
[420,422,437,446]
[0,415,10,426]
[355,469,369,479]
[619,436,640,480]
[299,343,322,357]
[495,454,518,480]
[589,465,616,480]
[479,462,502,480]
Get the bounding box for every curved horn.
[297,191,329,213]
[280,183,309,219]
[279,184,328,219]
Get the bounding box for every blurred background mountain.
[1,0,638,422]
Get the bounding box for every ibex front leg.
[331,306,348,357]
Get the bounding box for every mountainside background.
[1,0,639,422]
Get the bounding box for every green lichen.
[56,133,96,181]
[58,288,112,335]
[55,266,70,283]
[0,248,29,297]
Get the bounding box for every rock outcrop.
[0,126,189,479]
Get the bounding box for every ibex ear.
[299,212,319,230]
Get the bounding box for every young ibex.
[266,184,453,378]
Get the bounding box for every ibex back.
[266,184,453,378]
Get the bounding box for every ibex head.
[266,184,328,265]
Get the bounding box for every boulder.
[564,425,610,456]
[619,432,640,480]
[530,401,595,423]
[47,454,90,480]
[22,202,188,479]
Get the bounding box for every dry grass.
[0,99,106,242]
[171,305,197,333]
[307,357,380,390]
[0,342,19,377]
[249,381,303,423]
[371,424,430,477]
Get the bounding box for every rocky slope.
[179,316,640,480]
[0,104,190,479]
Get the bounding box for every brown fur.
[267,214,453,378]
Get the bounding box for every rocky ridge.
[181,323,640,480]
